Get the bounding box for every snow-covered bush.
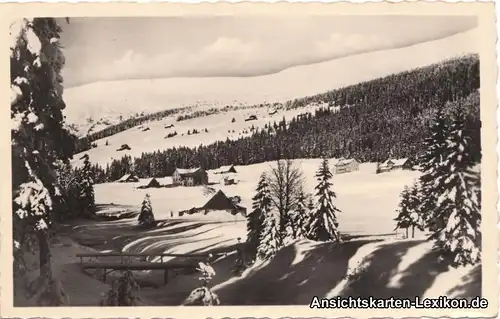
[183,262,220,306]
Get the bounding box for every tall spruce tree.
[394,183,423,239]
[307,158,342,242]
[78,154,95,217]
[289,191,309,240]
[257,210,282,261]
[394,186,412,238]
[429,106,481,266]
[11,18,73,304]
[246,173,272,261]
[418,106,450,229]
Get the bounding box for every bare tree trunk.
[405,227,409,239]
[412,225,415,239]
[268,159,305,234]
[37,230,52,280]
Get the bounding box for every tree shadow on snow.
[339,240,450,299]
[215,239,375,305]
[446,264,482,298]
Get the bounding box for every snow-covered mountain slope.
[70,104,323,168]
[64,28,478,137]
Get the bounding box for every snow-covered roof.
[393,158,409,166]
[137,177,158,187]
[214,165,237,174]
[117,174,132,182]
[175,167,203,175]
[381,159,395,166]
[335,158,358,166]
[380,158,409,167]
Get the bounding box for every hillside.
[70,54,480,183]
[65,28,478,139]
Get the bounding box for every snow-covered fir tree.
[307,158,342,242]
[257,210,282,261]
[11,18,74,304]
[394,184,423,239]
[289,191,310,240]
[246,173,272,261]
[55,163,81,221]
[100,270,140,306]
[78,154,96,218]
[428,106,481,266]
[418,106,450,229]
[138,194,155,228]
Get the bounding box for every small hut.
[392,158,413,170]
[333,158,360,174]
[214,165,237,175]
[200,190,246,216]
[245,115,258,122]
[138,177,161,189]
[379,158,413,173]
[116,144,131,151]
[117,173,140,183]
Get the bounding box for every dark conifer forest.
[85,54,480,183]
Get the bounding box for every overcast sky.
[59,16,477,88]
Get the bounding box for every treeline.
[87,54,480,183]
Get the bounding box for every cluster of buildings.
[331,157,415,174]
[113,157,416,219]
[115,164,244,217]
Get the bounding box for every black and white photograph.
[4,2,498,318]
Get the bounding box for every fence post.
[164,269,169,285]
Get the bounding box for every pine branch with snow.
[11,18,74,291]
[306,158,341,242]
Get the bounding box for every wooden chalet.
[172,167,208,186]
[333,158,360,174]
[378,158,413,173]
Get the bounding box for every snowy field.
[64,28,477,137]
[56,160,481,306]
[70,160,423,281]
[94,160,421,239]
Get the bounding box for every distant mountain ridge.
[79,53,480,182]
[64,27,478,139]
